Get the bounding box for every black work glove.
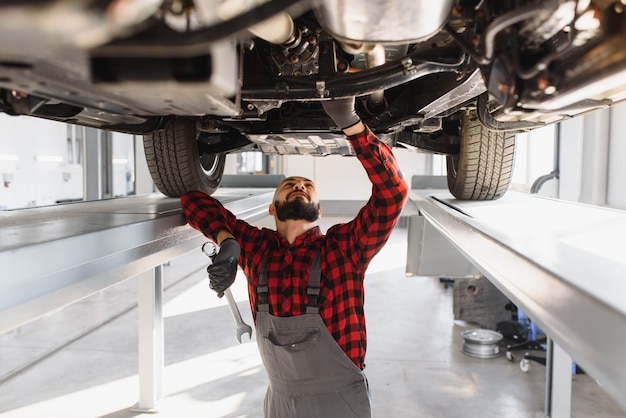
[322,97,361,130]
[207,238,240,297]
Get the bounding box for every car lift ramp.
[0,188,274,411]
[412,190,626,417]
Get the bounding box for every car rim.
[199,152,221,178]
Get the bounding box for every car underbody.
[0,0,625,199]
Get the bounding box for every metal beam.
[412,190,626,414]
[0,189,273,334]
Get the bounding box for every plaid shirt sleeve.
[180,191,268,256]
[320,126,408,368]
[330,126,409,268]
[182,191,238,241]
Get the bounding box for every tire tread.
[143,118,224,197]
[447,112,516,200]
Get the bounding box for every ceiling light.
[0,153,19,161]
[35,155,63,163]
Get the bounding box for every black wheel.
[143,117,225,197]
[446,111,516,200]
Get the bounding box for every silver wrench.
[222,287,253,343]
[202,242,253,343]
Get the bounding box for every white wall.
[224,153,239,175]
[0,114,82,209]
[281,149,440,201]
[607,102,626,209]
[0,116,139,209]
[111,132,136,197]
[559,103,626,209]
[511,124,557,197]
[484,103,626,209]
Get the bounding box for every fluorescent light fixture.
[113,158,129,164]
[0,153,19,161]
[35,155,63,163]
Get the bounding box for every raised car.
[1,0,624,199]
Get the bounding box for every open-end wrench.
[222,287,252,343]
[202,242,253,343]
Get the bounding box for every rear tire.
[446,111,515,200]
[143,117,225,197]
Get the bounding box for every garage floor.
[0,220,623,418]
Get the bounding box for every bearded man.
[181,97,408,418]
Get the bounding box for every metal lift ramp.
[411,188,626,417]
[0,187,275,411]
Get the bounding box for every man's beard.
[274,198,320,222]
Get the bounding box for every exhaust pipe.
[217,0,297,46]
[340,42,388,113]
[365,44,387,113]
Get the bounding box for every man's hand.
[322,97,361,130]
[207,238,240,297]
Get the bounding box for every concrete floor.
[0,220,623,418]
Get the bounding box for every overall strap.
[256,251,322,314]
[257,258,270,313]
[306,252,322,314]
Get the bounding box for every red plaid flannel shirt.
[181,126,409,368]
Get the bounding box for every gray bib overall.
[255,253,372,418]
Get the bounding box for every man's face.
[272,176,321,222]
